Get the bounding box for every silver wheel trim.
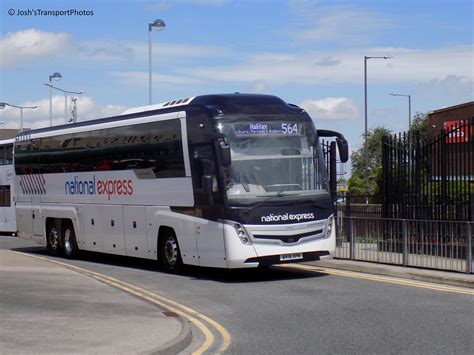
[64,228,73,255]
[49,227,60,250]
[164,237,178,266]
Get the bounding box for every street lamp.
[48,72,62,126]
[364,55,393,204]
[390,93,412,130]
[148,18,166,105]
[44,84,83,124]
[0,102,38,132]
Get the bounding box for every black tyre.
[159,230,183,273]
[46,220,62,256]
[62,221,78,258]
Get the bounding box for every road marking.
[278,264,474,296]
[10,251,231,354]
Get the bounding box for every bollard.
[402,219,408,267]
[349,218,355,260]
[467,222,472,274]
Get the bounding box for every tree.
[410,112,429,140]
[349,126,392,202]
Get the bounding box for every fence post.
[349,218,355,260]
[402,219,408,267]
[467,222,472,274]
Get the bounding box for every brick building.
[427,102,474,180]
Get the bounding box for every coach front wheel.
[62,221,78,258]
[159,230,183,273]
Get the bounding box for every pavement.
[311,258,474,289]
[2,235,472,353]
[0,248,191,354]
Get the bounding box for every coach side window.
[149,120,186,178]
[5,145,13,164]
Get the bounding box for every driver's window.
[192,143,219,192]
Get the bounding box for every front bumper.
[223,218,336,268]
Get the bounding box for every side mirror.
[218,138,231,167]
[336,137,349,163]
[317,129,349,163]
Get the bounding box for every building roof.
[429,101,474,115]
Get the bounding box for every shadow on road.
[10,246,328,283]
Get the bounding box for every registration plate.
[280,253,303,261]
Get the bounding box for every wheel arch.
[157,225,177,250]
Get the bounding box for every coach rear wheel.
[159,231,183,273]
[62,221,78,258]
[46,221,61,256]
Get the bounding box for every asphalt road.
[2,236,473,354]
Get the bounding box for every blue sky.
[1,0,473,159]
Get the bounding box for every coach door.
[191,142,227,267]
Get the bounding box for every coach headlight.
[233,223,252,245]
[325,216,334,239]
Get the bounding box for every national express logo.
[261,212,315,223]
[65,176,133,200]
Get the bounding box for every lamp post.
[0,102,38,132]
[48,72,62,126]
[148,18,166,105]
[44,84,83,124]
[390,93,412,130]
[364,55,393,204]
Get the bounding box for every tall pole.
[64,93,68,123]
[364,55,393,204]
[408,95,411,129]
[148,19,166,105]
[0,103,38,132]
[364,56,368,204]
[148,24,153,105]
[44,83,82,124]
[48,72,61,126]
[20,107,23,132]
[49,78,52,126]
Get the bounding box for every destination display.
[233,122,302,137]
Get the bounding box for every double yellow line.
[10,251,231,354]
[280,263,474,296]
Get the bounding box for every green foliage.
[349,126,391,199]
[410,112,429,141]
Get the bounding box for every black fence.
[382,119,474,221]
[322,140,338,201]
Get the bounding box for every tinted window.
[0,185,11,206]
[15,119,185,178]
[0,144,13,165]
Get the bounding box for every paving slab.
[0,250,187,354]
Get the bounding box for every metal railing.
[336,216,473,274]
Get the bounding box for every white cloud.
[289,1,389,45]
[247,82,271,94]
[113,71,205,86]
[0,29,71,67]
[180,46,473,85]
[299,97,358,121]
[0,28,232,68]
[414,75,474,101]
[0,95,128,130]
